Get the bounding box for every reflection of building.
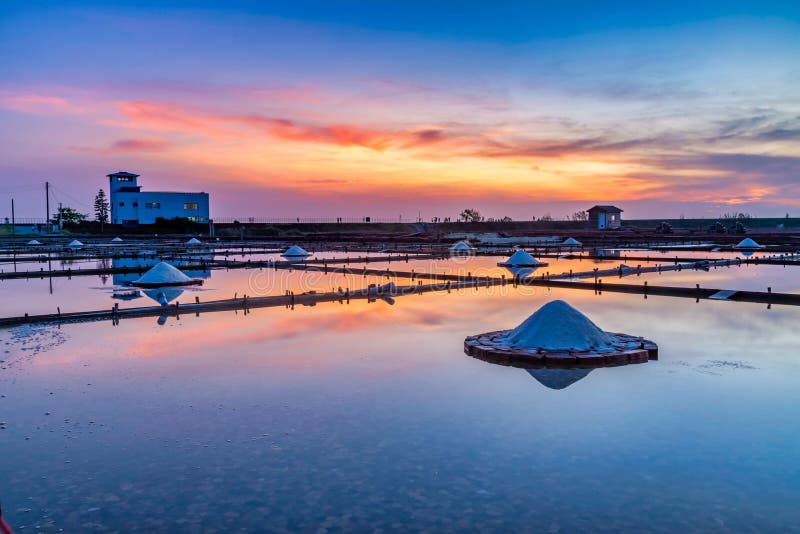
[587,205,622,230]
[526,368,593,390]
[112,255,212,285]
[108,171,210,225]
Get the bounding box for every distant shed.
[587,205,623,230]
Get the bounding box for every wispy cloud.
[68,138,173,155]
[0,94,83,114]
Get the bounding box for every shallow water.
[2,256,800,531]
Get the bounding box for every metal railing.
[211,216,418,224]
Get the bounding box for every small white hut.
[67,239,83,248]
[186,237,202,246]
[562,237,582,247]
[111,236,124,243]
[27,239,42,246]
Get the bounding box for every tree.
[53,206,88,227]
[94,189,109,226]
[459,208,483,223]
[568,211,588,222]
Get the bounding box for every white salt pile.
[283,245,310,257]
[450,240,473,253]
[735,237,761,249]
[186,237,202,245]
[500,300,615,352]
[67,239,83,248]
[111,236,124,243]
[497,249,543,267]
[562,237,582,246]
[133,262,195,286]
[27,239,42,245]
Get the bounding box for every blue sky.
[1,1,799,220]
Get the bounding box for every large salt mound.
[562,237,582,246]
[735,237,761,249]
[67,239,83,248]
[500,300,615,352]
[27,239,42,245]
[133,262,195,286]
[111,236,124,243]
[497,249,543,267]
[283,245,310,256]
[186,237,202,245]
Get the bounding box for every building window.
[145,202,161,209]
[132,201,138,207]
[184,203,198,210]
[188,216,204,222]
[116,176,133,182]
[119,201,125,207]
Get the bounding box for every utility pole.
[10,198,14,236]
[45,181,50,234]
[58,202,63,231]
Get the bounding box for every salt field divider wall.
[2,275,800,328]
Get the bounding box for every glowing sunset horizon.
[1,2,799,220]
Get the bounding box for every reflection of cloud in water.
[525,368,594,390]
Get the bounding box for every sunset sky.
[1,1,799,220]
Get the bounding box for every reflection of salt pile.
[504,266,537,279]
[27,239,42,245]
[111,236,124,243]
[186,237,202,245]
[67,239,83,248]
[501,300,614,351]
[526,368,593,390]
[465,300,657,367]
[144,287,184,306]
[497,249,546,267]
[735,238,761,249]
[283,245,310,257]
[450,240,473,255]
[562,237,582,247]
[132,261,200,287]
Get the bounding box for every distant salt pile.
[283,245,310,257]
[450,240,473,255]
[465,300,657,367]
[735,238,761,249]
[562,237,582,247]
[132,261,201,287]
[111,236,124,243]
[67,239,83,248]
[497,249,546,267]
[27,239,42,245]
[186,237,202,245]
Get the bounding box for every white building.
[108,171,209,226]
